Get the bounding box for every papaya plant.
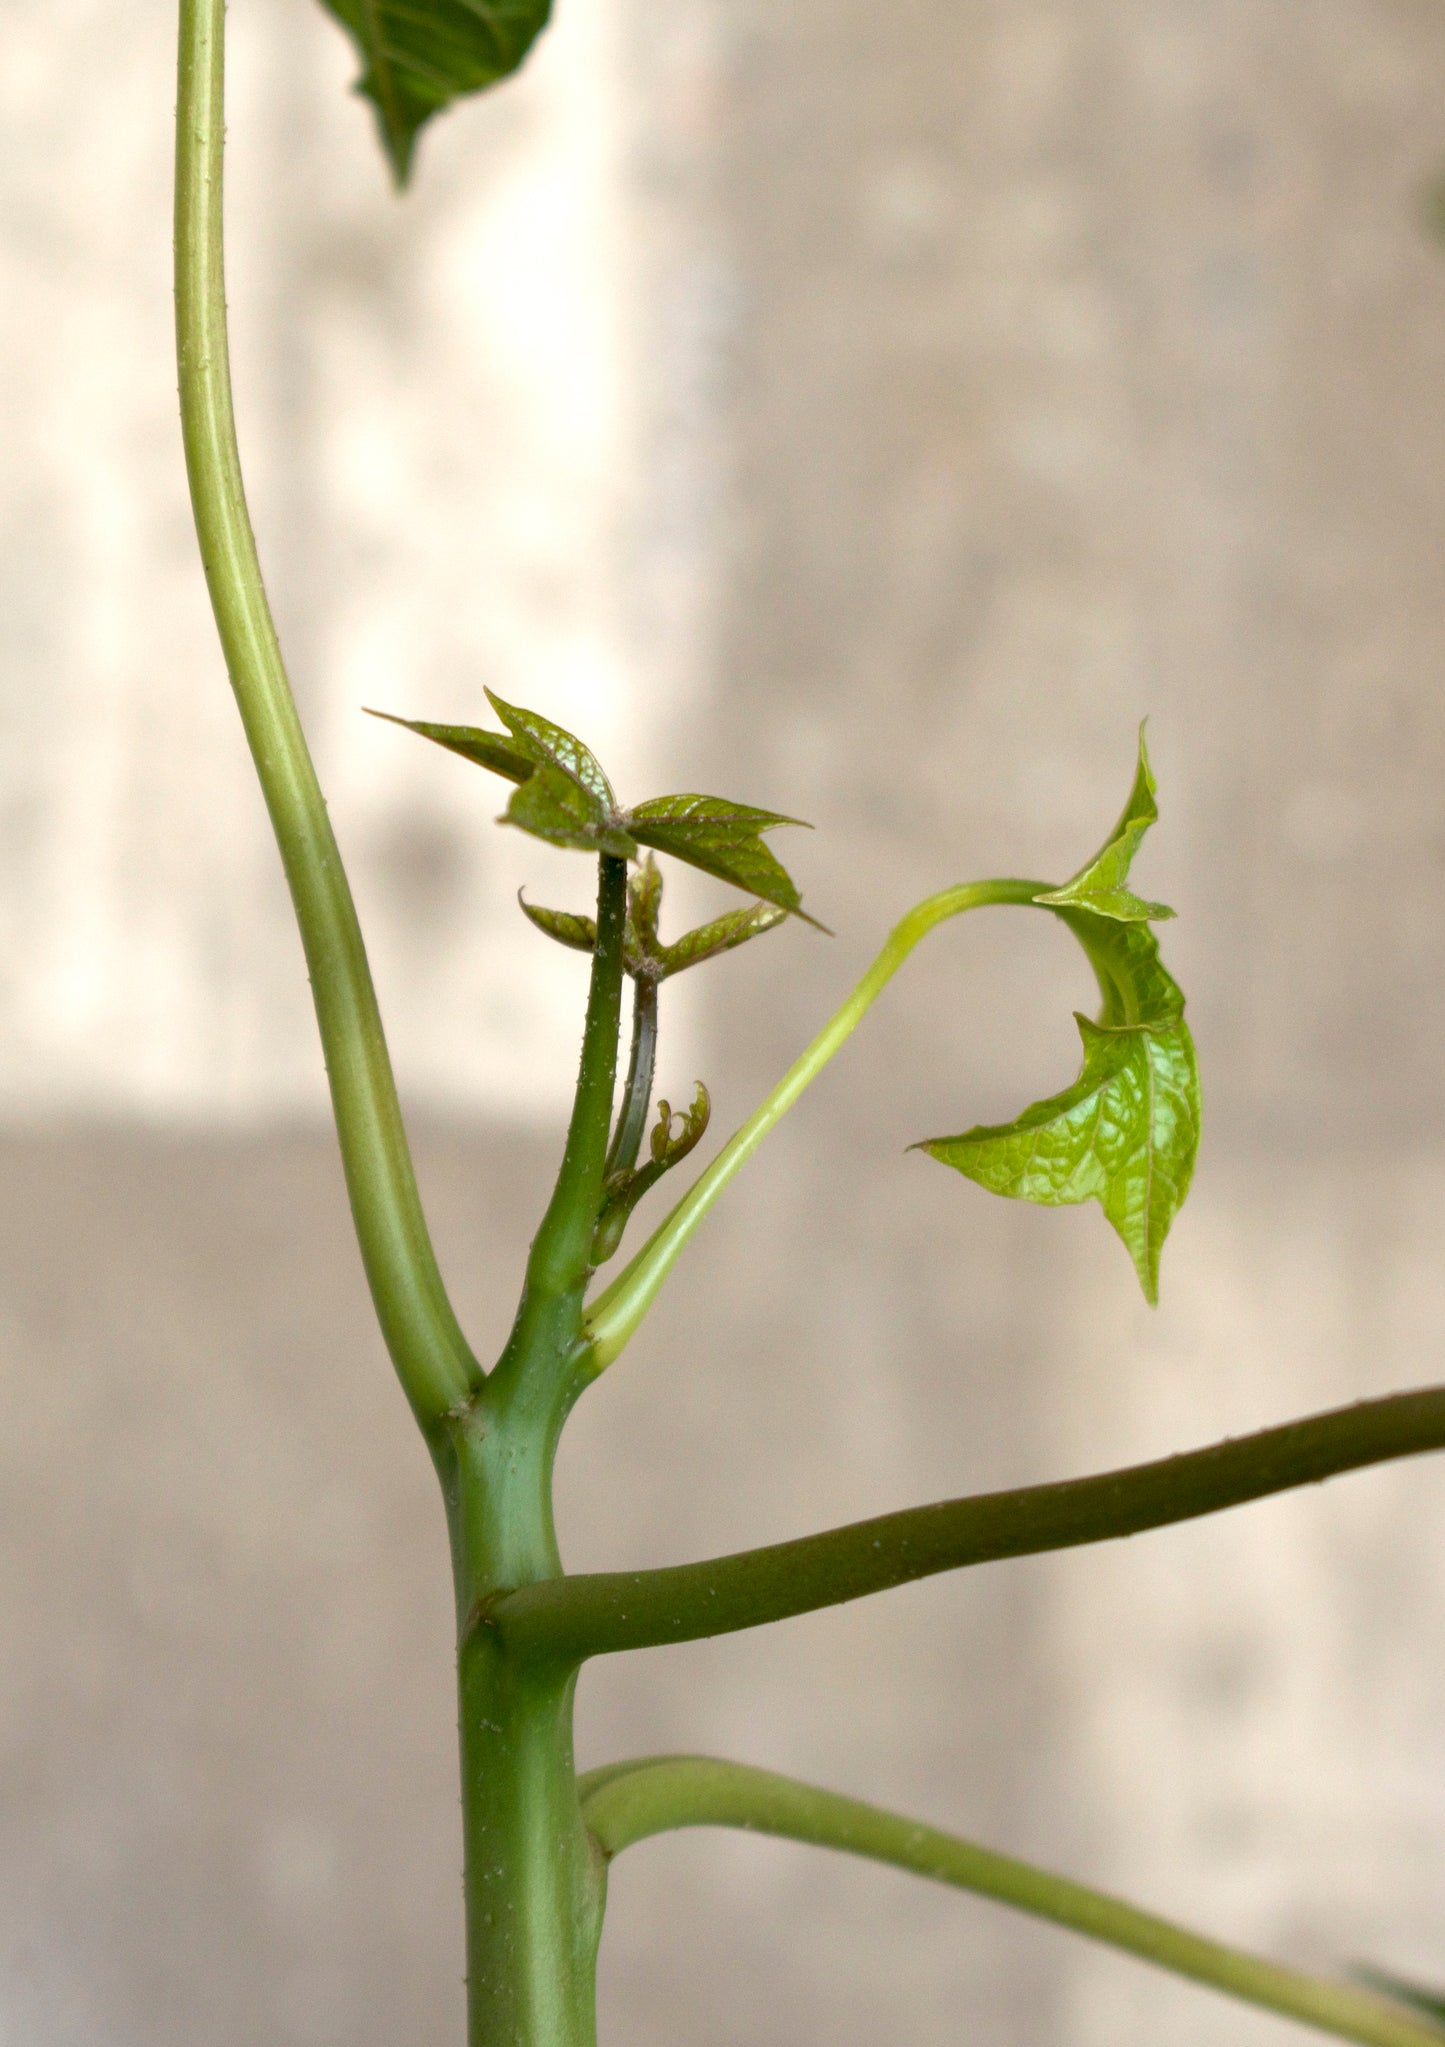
[170,0,1445,2039]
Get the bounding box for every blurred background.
[4,0,1445,2039]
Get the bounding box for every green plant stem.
[604,974,658,1182]
[584,878,1044,1368]
[487,1385,1445,1662]
[442,853,629,2047]
[173,0,477,1432]
[580,1758,1445,2047]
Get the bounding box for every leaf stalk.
[581,1757,1445,2047]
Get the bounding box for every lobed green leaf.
[314,0,552,185]
[919,735,1198,1302]
[1035,727,1175,924]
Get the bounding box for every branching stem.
[488,1385,1445,1661]
[584,878,1045,1368]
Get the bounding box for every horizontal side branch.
[580,1756,1445,2047]
[487,1385,1445,1661]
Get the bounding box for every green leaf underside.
[1035,727,1175,924]
[921,735,1198,1302]
[519,893,785,980]
[315,0,552,184]
[373,699,819,922]
[518,897,597,953]
[659,901,788,975]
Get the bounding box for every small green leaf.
[314,0,552,186]
[1035,727,1175,924]
[371,699,823,922]
[504,764,636,858]
[1355,1969,1445,2031]
[658,901,789,977]
[593,1084,713,1265]
[364,709,534,784]
[484,690,617,813]
[518,895,598,953]
[631,795,827,930]
[649,1082,711,1167]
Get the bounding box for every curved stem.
[174,0,478,1430]
[487,1385,1445,1662]
[581,1757,1445,2047]
[584,878,1045,1369]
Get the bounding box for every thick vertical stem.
[450,1399,603,2047]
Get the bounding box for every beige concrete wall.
[4,0,1445,2042]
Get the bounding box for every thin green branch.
[580,1757,1445,2047]
[487,1386,1445,1661]
[583,878,1045,1370]
[522,854,630,1304]
[174,0,479,1430]
[603,974,658,1184]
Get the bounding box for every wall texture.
[3,0,1445,2041]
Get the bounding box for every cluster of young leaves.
[315,0,551,183]
[371,696,807,1263]
[368,693,822,926]
[918,735,1200,1304]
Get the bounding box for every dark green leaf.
[315,0,552,186]
[658,901,789,977]
[484,690,617,812]
[518,895,598,953]
[364,709,533,784]
[1355,1970,1445,2031]
[1035,727,1175,924]
[630,794,826,930]
[504,765,636,858]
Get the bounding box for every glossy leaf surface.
[375,696,819,922]
[920,738,1198,1302]
[1035,728,1175,924]
[631,795,824,929]
[315,0,551,185]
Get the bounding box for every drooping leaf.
[918,734,1198,1303]
[658,901,789,976]
[631,795,827,930]
[364,709,533,784]
[517,895,598,954]
[918,1001,1198,1305]
[1035,727,1175,924]
[314,0,552,186]
[1355,1969,1445,2031]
